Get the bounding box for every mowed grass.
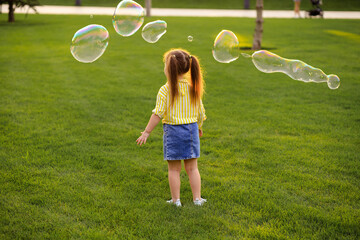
[0,14,359,239]
[38,0,360,11]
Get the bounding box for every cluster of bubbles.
[212,29,340,89]
[69,0,340,89]
[70,0,167,63]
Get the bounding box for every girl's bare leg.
[167,160,182,201]
[184,158,201,200]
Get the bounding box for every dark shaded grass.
[0,15,359,239]
[38,0,360,11]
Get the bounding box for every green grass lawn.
[37,0,360,11]
[1,14,360,239]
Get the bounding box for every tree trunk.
[145,0,151,17]
[8,0,15,22]
[252,0,263,50]
[244,0,250,9]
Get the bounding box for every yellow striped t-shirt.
[152,79,206,129]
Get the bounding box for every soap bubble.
[112,0,145,37]
[188,36,193,42]
[141,20,167,43]
[327,74,340,89]
[241,53,251,58]
[212,30,240,63]
[90,15,93,18]
[248,50,340,89]
[70,24,109,63]
[251,50,286,74]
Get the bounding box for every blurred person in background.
[294,0,302,18]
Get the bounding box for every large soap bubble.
[244,50,340,89]
[70,24,109,63]
[141,20,167,43]
[112,0,145,37]
[212,30,240,63]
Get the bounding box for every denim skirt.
[163,122,200,160]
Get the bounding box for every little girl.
[136,48,207,207]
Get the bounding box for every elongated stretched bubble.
[247,50,340,89]
[141,20,167,43]
[212,30,240,63]
[112,0,145,37]
[70,24,109,63]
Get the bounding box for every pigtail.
[169,55,179,107]
[190,55,204,106]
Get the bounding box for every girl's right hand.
[136,131,150,146]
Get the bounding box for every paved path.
[1,5,360,19]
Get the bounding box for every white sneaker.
[166,199,182,207]
[193,198,207,206]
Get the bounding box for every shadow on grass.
[0,16,50,27]
[0,21,49,27]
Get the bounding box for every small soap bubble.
[327,74,340,89]
[90,15,93,18]
[188,36,193,42]
[70,24,109,63]
[141,20,167,43]
[247,50,340,89]
[212,30,240,63]
[112,0,145,37]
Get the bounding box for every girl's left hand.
[136,131,150,146]
[199,129,203,137]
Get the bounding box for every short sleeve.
[197,99,207,130]
[152,85,168,118]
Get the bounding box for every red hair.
[163,49,204,107]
